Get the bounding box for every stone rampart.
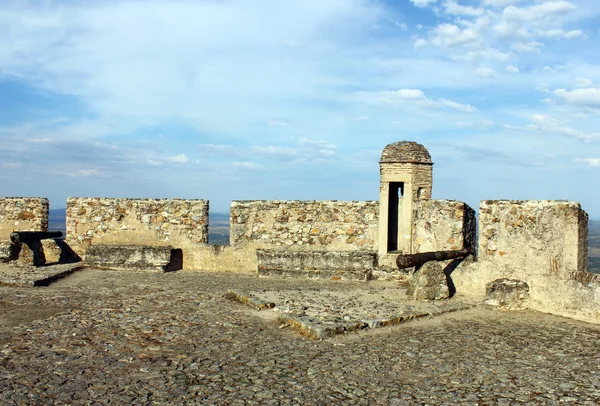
[376,199,475,276]
[413,199,476,253]
[230,200,379,251]
[452,200,599,323]
[0,197,49,260]
[0,197,49,241]
[66,198,208,269]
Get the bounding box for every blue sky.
[1,0,600,217]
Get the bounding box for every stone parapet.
[230,200,378,251]
[413,199,475,253]
[256,249,376,280]
[85,245,183,272]
[66,198,208,269]
[0,197,49,242]
[452,200,599,323]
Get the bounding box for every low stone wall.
[413,199,476,253]
[256,249,376,280]
[66,198,208,269]
[230,200,378,251]
[452,200,600,323]
[0,197,48,241]
[376,199,475,277]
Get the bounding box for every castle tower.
[378,141,433,256]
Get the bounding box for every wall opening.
[208,211,230,245]
[387,182,404,252]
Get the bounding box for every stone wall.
[379,163,433,200]
[66,198,208,269]
[452,200,600,323]
[413,199,476,253]
[0,197,49,242]
[230,200,378,251]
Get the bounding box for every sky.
[1,0,600,218]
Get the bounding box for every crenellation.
[0,140,598,324]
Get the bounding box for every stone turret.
[378,141,433,256]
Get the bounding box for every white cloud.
[506,65,519,73]
[444,1,483,17]
[167,154,190,164]
[438,98,478,112]
[474,67,496,78]
[267,120,290,127]
[577,158,600,167]
[495,1,579,40]
[410,0,437,7]
[230,161,264,170]
[553,88,600,109]
[371,89,477,112]
[414,38,428,48]
[511,40,543,53]
[538,28,583,39]
[574,77,594,88]
[482,0,523,7]
[67,169,107,178]
[430,23,482,48]
[460,48,513,62]
[506,114,600,142]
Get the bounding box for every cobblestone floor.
[1,268,600,405]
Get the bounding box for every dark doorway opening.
[387,182,404,252]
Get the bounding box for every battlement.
[0,141,597,324]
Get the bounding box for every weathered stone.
[85,245,183,272]
[0,198,49,242]
[485,278,530,310]
[66,198,208,270]
[256,250,375,281]
[230,200,379,251]
[407,261,450,300]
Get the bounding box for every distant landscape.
[48,210,600,274]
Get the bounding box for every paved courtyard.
[1,267,600,405]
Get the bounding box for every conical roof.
[380,141,432,164]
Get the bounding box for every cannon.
[396,247,474,269]
[10,231,63,244]
[7,231,63,266]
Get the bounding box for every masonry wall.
[230,200,379,250]
[0,197,49,240]
[66,198,208,269]
[452,200,600,323]
[413,199,476,253]
[376,199,474,276]
[0,197,49,258]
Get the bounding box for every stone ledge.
[85,245,183,272]
[256,250,376,281]
[227,287,478,339]
[0,262,83,287]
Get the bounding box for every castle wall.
[0,197,49,259]
[452,200,600,323]
[413,199,476,252]
[66,198,208,269]
[0,197,49,240]
[376,199,475,276]
[230,200,379,250]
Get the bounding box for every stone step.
[85,245,183,272]
[256,249,376,281]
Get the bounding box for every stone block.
[256,250,376,280]
[485,278,529,310]
[407,261,450,300]
[85,245,183,272]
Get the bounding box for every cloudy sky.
[1,0,599,217]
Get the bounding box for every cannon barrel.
[10,231,63,244]
[396,248,474,269]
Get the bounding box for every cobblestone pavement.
[1,268,600,405]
